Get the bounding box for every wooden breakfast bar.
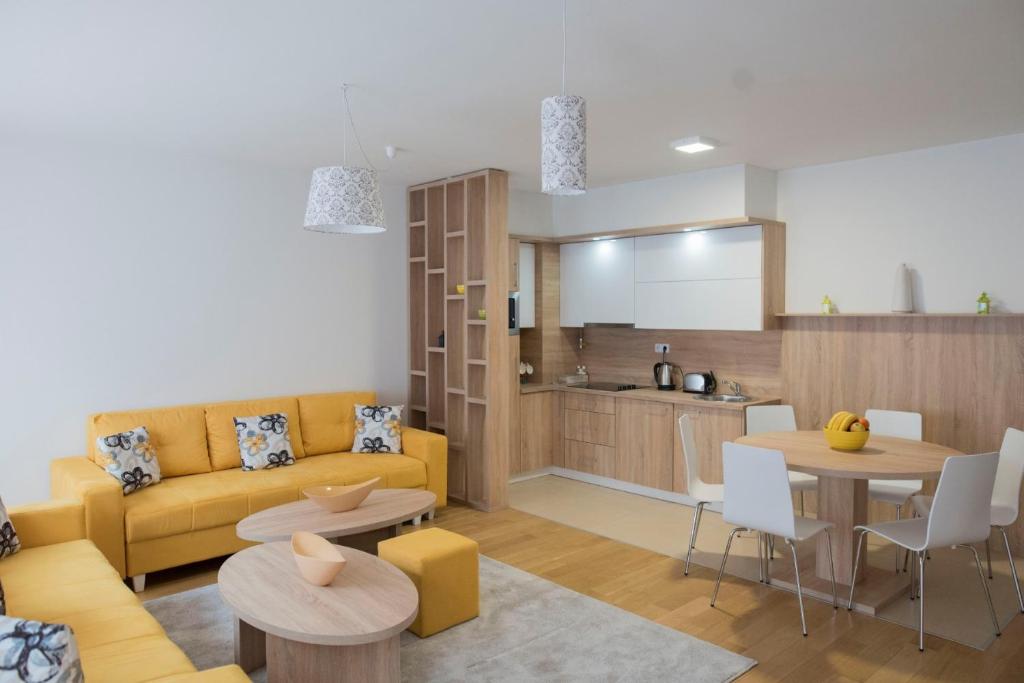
[736,430,962,613]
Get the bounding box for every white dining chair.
[711,442,837,636]
[865,408,924,572]
[678,414,725,576]
[849,452,1001,651]
[912,427,1024,613]
[745,405,817,516]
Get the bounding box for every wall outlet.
[655,343,670,354]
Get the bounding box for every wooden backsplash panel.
[580,327,782,397]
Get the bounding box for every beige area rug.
[146,555,755,682]
[511,475,1024,650]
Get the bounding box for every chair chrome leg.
[787,540,808,636]
[986,536,994,580]
[825,529,837,609]
[918,551,926,651]
[757,531,764,583]
[963,544,1002,638]
[999,527,1024,613]
[711,528,741,607]
[684,501,706,576]
[895,505,902,573]
[848,528,868,610]
[768,534,775,559]
[909,546,916,601]
[800,491,805,517]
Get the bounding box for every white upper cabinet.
[634,225,762,282]
[518,242,536,328]
[635,279,763,330]
[560,238,635,327]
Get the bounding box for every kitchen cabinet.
[564,440,616,478]
[615,399,674,490]
[559,238,635,327]
[564,409,616,446]
[672,404,744,491]
[562,390,617,477]
[634,226,762,282]
[509,238,520,291]
[518,242,535,328]
[512,390,560,474]
[635,279,763,330]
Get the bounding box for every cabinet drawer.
[564,410,616,446]
[564,440,616,478]
[564,392,616,414]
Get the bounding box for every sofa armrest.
[402,427,448,508]
[50,456,127,577]
[8,500,86,549]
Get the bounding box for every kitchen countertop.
[519,383,780,411]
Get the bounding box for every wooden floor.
[141,504,1024,682]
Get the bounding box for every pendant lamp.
[541,0,586,195]
[304,85,386,234]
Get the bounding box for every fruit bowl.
[291,531,347,586]
[303,477,380,513]
[823,428,870,451]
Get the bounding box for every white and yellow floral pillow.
[96,427,162,495]
[352,405,403,454]
[0,497,18,562]
[233,414,295,471]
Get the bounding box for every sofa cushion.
[96,426,162,495]
[206,398,306,470]
[0,540,118,594]
[123,453,427,544]
[89,406,211,478]
[234,414,296,471]
[298,392,376,456]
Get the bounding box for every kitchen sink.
[695,394,751,403]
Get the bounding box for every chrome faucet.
[724,380,742,396]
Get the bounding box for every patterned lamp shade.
[541,95,587,195]
[304,166,386,234]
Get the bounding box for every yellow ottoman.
[378,527,479,637]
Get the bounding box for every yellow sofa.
[0,500,248,682]
[50,391,447,586]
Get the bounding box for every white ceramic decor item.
[891,263,913,312]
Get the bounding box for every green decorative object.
[977,292,991,315]
[821,295,834,315]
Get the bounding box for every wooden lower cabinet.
[564,440,616,478]
[563,409,616,446]
[614,399,674,490]
[672,405,744,491]
[511,391,562,475]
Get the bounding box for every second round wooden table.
[735,430,961,590]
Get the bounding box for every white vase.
[891,263,913,313]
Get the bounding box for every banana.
[827,411,848,431]
[826,412,841,430]
[838,413,859,432]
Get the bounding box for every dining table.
[735,430,962,610]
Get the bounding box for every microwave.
[508,291,520,336]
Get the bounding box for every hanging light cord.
[341,84,375,170]
[561,0,567,96]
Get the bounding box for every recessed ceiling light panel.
[671,135,718,154]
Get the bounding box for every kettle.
[653,357,680,391]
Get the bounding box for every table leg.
[815,476,868,585]
[234,618,266,673]
[266,633,400,683]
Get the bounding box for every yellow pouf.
[378,527,479,637]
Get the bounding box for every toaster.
[682,371,717,394]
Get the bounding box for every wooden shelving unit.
[408,169,515,510]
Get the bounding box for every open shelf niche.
[407,169,515,510]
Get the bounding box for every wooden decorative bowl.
[823,428,870,451]
[303,477,380,513]
[291,531,347,586]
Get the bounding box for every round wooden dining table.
[735,431,962,590]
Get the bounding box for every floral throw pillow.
[0,498,20,560]
[352,405,403,454]
[0,615,83,683]
[96,427,162,495]
[0,579,5,616]
[233,414,296,471]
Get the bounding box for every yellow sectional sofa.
[0,500,248,682]
[50,391,447,585]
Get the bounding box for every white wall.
[778,134,1024,313]
[508,189,554,237]
[0,137,408,504]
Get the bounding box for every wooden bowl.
[291,531,347,586]
[823,428,870,451]
[303,477,380,513]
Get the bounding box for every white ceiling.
[2,1,1023,189]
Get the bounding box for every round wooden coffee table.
[219,541,418,683]
[236,488,437,543]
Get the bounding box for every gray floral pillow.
[0,615,83,682]
[233,414,295,471]
[0,498,20,560]
[96,427,162,495]
[353,405,403,453]
[0,579,5,616]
